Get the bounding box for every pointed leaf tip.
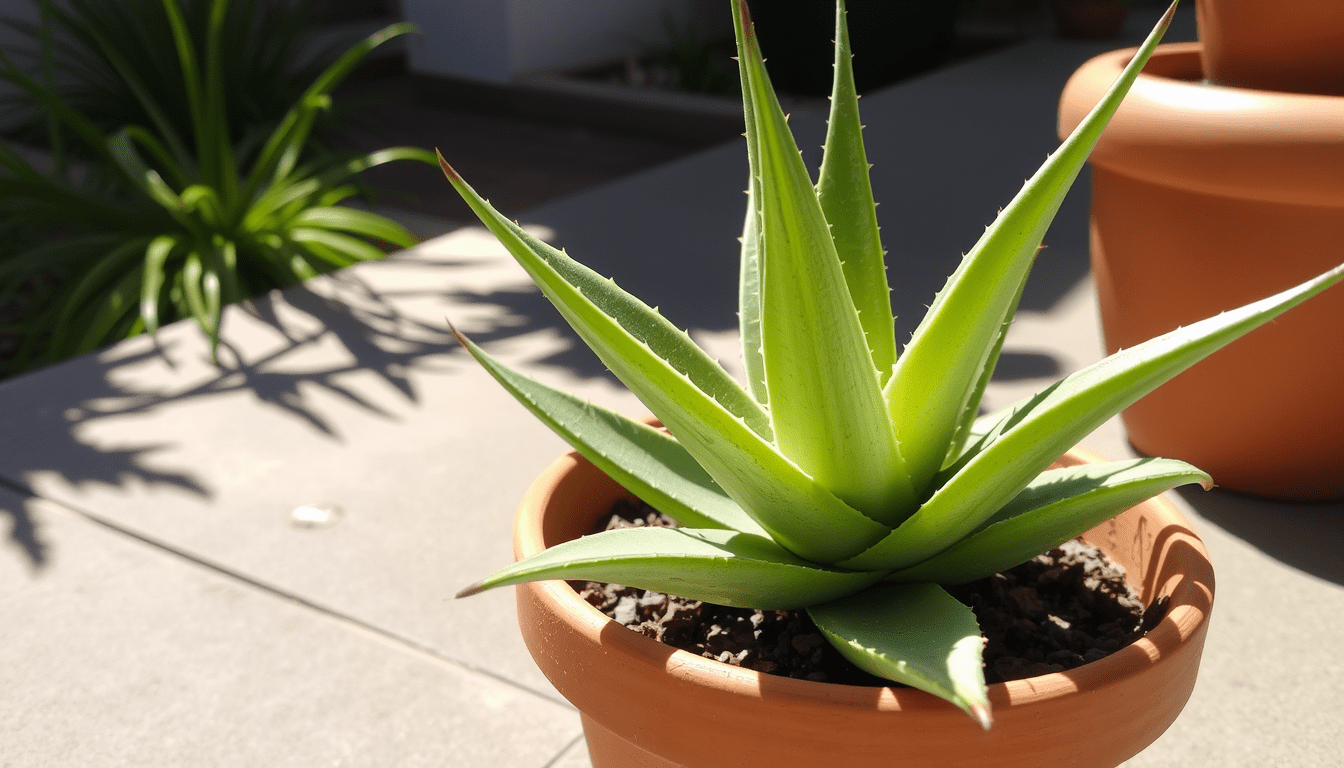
[436,149,461,182]
[443,317,469,347]
[971,702,994,731]
[455,582,485,599]
[736,0,757,55]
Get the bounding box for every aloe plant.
[447,0,1343,727]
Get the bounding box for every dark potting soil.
[573,498,1169,686]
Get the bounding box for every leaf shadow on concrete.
[0,255,511,570]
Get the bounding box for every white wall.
[399,0,513,82]
[399,0,720,83]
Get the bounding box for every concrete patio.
[3,8,1341,766]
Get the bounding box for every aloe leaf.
[457,527,884,609]
[943,265,1029,468]
[887,458,1210,584]
[733,2,767,407]
[809,583,991,728]
[440,155,768,436]
[441,155,890,563]
[844,262,1344,571]
[816,0,896,384]
[736,0,914,522]
[449,324,766,536]
[884,5,1177,497]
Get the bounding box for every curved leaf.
[291,205,417,248]
[248,22,419,191]
[732,0,766,407]
[843,262,1344,571]
[457,527,884,609]
[883,5,1178,497]
[289,226,387,264]
[441,155,890,563]
[73,267,143,355]
[735,0,913,522]
[886,458,1210,584]
[816,0,896,384]
[450,324,765,536]
[809,583,991,728]
[140,234,179,334]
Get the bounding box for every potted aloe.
[448,1,1342,765]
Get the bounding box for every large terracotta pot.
[1050,0,1129,40]
[514,448,1215,768]
[1195,0,1344,95]
[1058,43,1344,500]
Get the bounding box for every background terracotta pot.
[1059,43,1344,500]
[513,448,1214,768]
[1050,0,1130,40]
[1195,0,1344,95]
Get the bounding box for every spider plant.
[0,0,435,374]
[0,0,345,161]
[446,0,1342,726]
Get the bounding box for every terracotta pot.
[1195,0,1344,95]
[1058,43,1344,500]
[1050,0,1129,40]
[513,448,1214,768]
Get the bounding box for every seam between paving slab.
[0,473,574,712]
[540,735,590,768]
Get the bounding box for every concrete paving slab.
[0,485,583,767]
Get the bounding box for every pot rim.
[515,446,1215,714]
[1059,42,1344,206]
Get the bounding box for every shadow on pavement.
[1176,485,1344,587]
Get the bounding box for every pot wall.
[1060,44,1344,500]
[513,450,1214,768]
[1196,0,1344,95]
[1050,0,1129,41]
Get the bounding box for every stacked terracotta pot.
[1058,0,1344,500]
